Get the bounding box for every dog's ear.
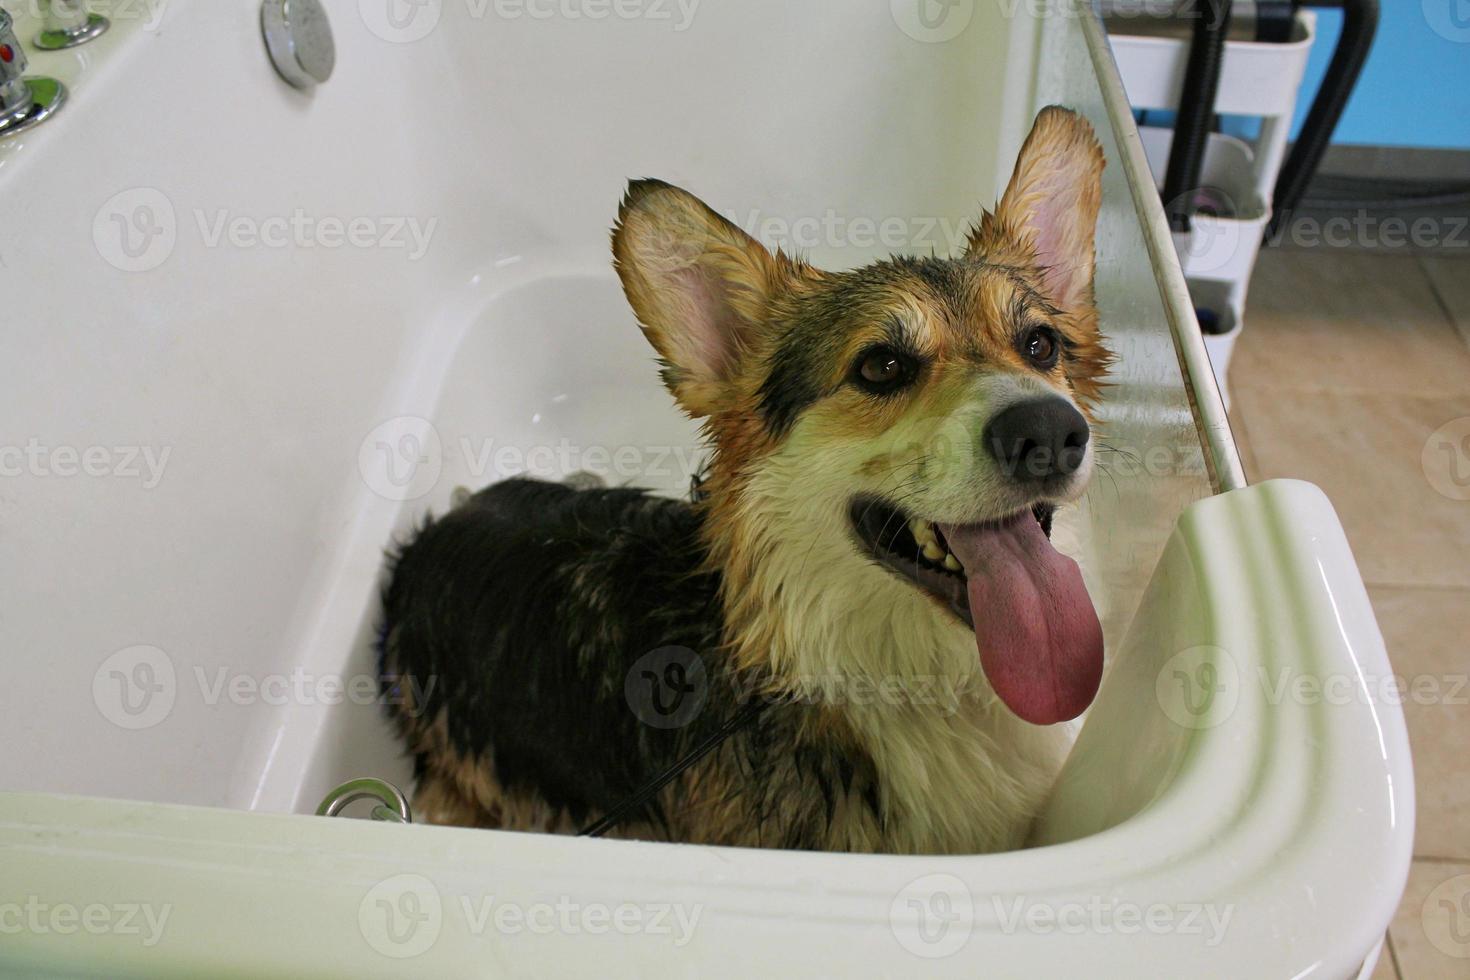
[613,179,788,417]
[967,106,1104,312]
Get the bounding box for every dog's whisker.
[1093,441,1141,467]
[792,467,930,586]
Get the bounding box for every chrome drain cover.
[261,0,335,91]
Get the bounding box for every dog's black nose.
[984,397,1090,481]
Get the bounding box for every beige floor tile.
[1232,251,1470,396]
[1232,249,1470,980]
[1421,257,1470,352]
[1368,586,1470,860]
[1226,404,1261,482]
[1389,860,1470,979]
[1231,386,1470,589]
[1369,935,1402,980]
[1273,205,1470,262]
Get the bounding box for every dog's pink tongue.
[940,514,1103,725]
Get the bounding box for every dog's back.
[379,478,729,831]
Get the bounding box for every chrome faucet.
[0,6,68,137]
[0,7,33,129]
[35,0,109,50]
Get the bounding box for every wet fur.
[380,479,895,848]
[380,107,1111,853]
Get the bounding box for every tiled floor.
[1228,247,1470,979]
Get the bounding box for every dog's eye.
[1022,327,1060,369]
[854,346,917,394]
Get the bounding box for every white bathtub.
[0,1,1411,976]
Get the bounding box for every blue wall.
[1294,5,1470,149]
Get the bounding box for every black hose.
[1264,0,1380,240]
[1254,0,1297,41]
[1161,0,1234,233]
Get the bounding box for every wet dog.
[379,106,1110,853]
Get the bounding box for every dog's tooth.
[944,553,962,572]
[910,518,945,562]
[908,517,931,546]
[909,518,936,544]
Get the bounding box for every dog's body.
[381,478,1068,852]
[381,107,1111,854]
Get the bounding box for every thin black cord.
[578,701,766,838]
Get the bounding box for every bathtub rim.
[0,479,1413,978]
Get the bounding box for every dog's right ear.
[966,106,1104,313]
[613,179,788,417]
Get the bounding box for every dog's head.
[612,107,1109,725]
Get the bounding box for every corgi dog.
[379,106,1110,854]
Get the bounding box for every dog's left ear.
[613,179,790,417]
[967,106,1104,312]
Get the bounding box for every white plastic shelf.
[1107,13,1317,405]
[1137,125,1268,286]
[1108,16,1315,117]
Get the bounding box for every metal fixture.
[261,0,334,91]
[0,8,30,130]
[34,0,109,50]
[316,777,413,823]
[0,7,68,138]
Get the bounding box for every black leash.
[578,701,765,838]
